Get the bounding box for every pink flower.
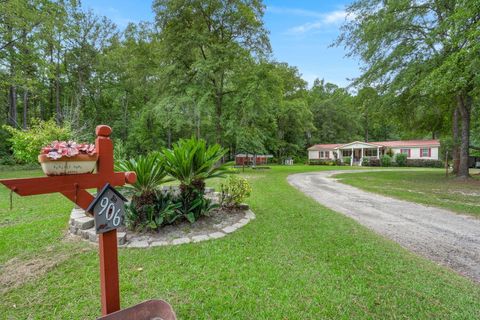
[40,140,96,160]
[47,151,62,160]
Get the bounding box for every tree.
[153,0,271,144]
[338,0,480,178]
[308,79,360,144]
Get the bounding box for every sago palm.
[162,137,229,194]
[115,151,172,207]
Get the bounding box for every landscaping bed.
[69,202,255,248]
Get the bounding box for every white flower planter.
[38,154,98,176]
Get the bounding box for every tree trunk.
[55,71,61,123]
[215,93,222,144]
[122,92,128,141]
[452,105,460,174]
[40,101,45,120]
[456,94,471,179]
[8,85,17,127]
[167,127,172,148]
[364,112,369,142]
[23,90,28,129]
[55,46,62,124]
[195,104,201,139]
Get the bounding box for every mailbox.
[97,300,177,320]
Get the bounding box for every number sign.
[87,183,128,234]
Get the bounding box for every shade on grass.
[1,166,479,319]
[336,170,480,217]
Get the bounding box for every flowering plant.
[40,141,96,160]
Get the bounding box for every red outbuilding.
[235,154,273,166]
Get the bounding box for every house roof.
[308,139,440,150]
[369,139,440,147]
[337,141,382,149]
[307,144,342,151]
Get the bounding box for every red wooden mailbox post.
[0,125,136,316]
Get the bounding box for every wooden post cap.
[96,125,112,137]
[125,171,137,184]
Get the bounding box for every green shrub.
[380,154,392,167]
[220,175,252,207]
[115,152,172,208]
[395,153,407,166]
[163,136,229,194]
[343,156,351,165]
[0,127,12,156]
[309,159,336,165]
[362,157,370,166]
[0,152,16,165]
[177,191,218,223]
[369,158,380,166]
[405,159,443,168]
[124,191,182,231]
[114,140,128,161]
[3,119,71,163]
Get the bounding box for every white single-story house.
[308,139,440,165]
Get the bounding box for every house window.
[342,150,352,157]
[325,151,330,158]
[400,149,411,157]
[319,151,324,158]
[420,148,430,157]
[364,149,377,157]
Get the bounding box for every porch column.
[361,148,364,165]
[377,147,380,159]
[351,147,353,166]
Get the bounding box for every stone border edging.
[68,206,255,248]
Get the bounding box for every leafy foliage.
[162,137,229,192]
[124,191,183,231]
[361,157,370,166]
[125,189,218,230]
[115,152,172,207]
[405,159,443,168]
[177,191,218,223]
[337,0,479,177]
[380,155,392,167]
[220,175,252,207]
[395,153,407,167]
[3,119,71,163]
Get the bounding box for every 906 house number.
[87,183,127,234]
[98,196,122,227]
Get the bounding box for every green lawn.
[335,170,480,217]
[1,166,479,319]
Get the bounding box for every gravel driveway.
[288,170,480,283]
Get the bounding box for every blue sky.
[82,0,360,87]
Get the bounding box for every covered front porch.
[335,141,382,166]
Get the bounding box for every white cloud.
[288,10,351,34]
[267,6,353,35]
[323,10,349,24]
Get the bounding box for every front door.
[354,149,362,161]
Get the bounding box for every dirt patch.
[0,240,92,294]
